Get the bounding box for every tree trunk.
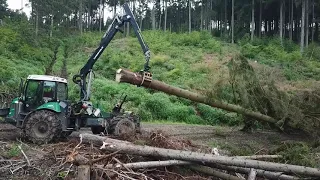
[211,163,300,180]
[301,0,306,53]
[189,0,191,33]
[200,0,203,31]
[259,0,262,38]
[164,0,167,32]
[115,69,278,124]
[248,169,257,180]
[316,23,319,42]
[50,15,53,38]
[152,4,156,30]
[306,0,309,48]
[224,0,227,35]
[280,0,284,45]
[81,133,320,177]
[289,0,293,41]
[79,0,83,34]
[96,160,192,170]
[77,165,91,180]
[232,0,234,43]
[99,0,102,33]
[35,9,39,36]
[113,0,116,17]
[189,165,243,180]
[312,0,315,43]
[251,0,255,42]
[159,2,162,30]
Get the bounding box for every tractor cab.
[2,75,68,127]
[22,75,68,111]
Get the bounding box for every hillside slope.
[1,28,320,129]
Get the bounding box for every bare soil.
[0,122,311,155]
[0,122,316,179]
[140,123,312,156]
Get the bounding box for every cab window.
[25,80,41,102]
[43,81,56,100]
[57,82,67,100]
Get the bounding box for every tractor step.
[0,108,9,117]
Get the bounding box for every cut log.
[96,160,192,169]
[115,69,277,124]
[189,165,245,180]
[235,155,282,160]
[77,165,91,180]
[81,133,320,177]
[248,168,257,180]
[208,162,301,180]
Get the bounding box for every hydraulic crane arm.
[73,3,151,101]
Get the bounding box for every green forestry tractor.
[0,3,152,144]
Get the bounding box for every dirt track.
[0,122,310,155]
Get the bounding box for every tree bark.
[289,0,293,41]
[280,0,284,45]
[189,0,191,33]
[248,168,257,180]
[113,0,116,17]
[159,1,162,30]
[115,69,278,125]
[301,0,306,53]
[164,0,167,32]
[79,0,83,34]
[224,0,227,35]
[259,0,262,38]
[211,163,300,180]
[152,3,156,30]
[99,0,102,33]
[77,165,91,180]
[235,155,282,160]
[96,160,192,170]
[312,0,315,43]
[251,0,255,42]
[81,133,320,177]
[306,0,309,48]
[189,165,244,180]
[35,9,39,36]
[232,0,234,43]
[50,15,53,38]
[200,0,203,31]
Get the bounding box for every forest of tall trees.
[1,0,320,53]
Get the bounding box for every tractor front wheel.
[24,110,61,144]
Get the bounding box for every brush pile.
[1,130,318,180]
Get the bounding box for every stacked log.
[75,133,319,180]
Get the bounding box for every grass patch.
[272,142,318,167]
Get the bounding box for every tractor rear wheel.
[110,117,136,136]
[24,110,61,144]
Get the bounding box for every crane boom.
[72,3,151,101]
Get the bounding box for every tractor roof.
[27,75,67,83]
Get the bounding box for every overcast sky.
[7,0,116,20]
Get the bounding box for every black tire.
[24,110,61,144]
[91,126,105,134]
[114,118,135,136]
[59,131,73,138]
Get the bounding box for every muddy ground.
[0,122,312,156]
[0,121,318,180]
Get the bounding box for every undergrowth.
[1,19,320,128]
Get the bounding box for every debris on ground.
[0,129,319,180]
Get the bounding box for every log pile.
[70,132,318,180]
[1,131,319,179]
